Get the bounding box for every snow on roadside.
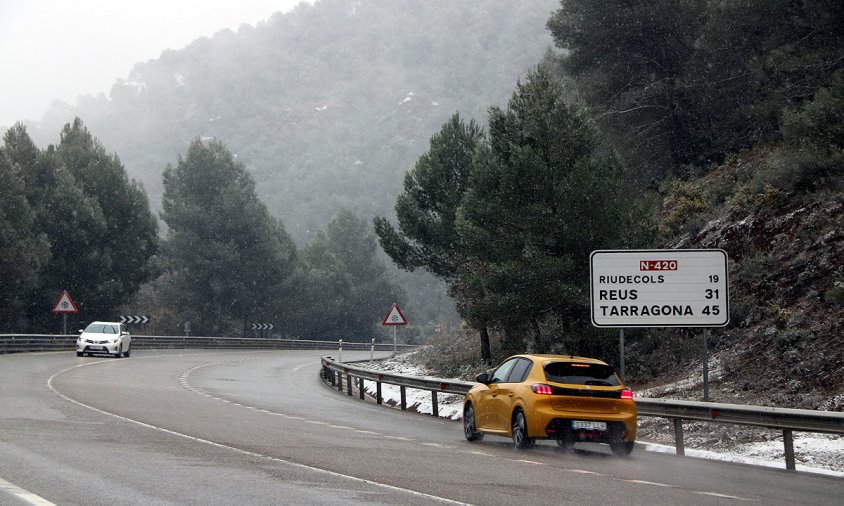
[354,352,844,477]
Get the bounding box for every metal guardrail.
[0,334,415,354]
[320,355,844,471]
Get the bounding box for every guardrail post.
[337,372,343,392]
[431,391,439,417]
[376,381,382,405]
[783,429,796,471]
[400,386,406,411]
[673,418,685,456]
[359,378,365,400]
[347,374,353,396]
[338,339,343,363]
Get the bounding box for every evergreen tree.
[4,124,107,329]
[457,63,631,353]
[56,119,158,316]
[547,0,706,178]
[0,121,157,330]
[160,138,297,336]
[0,127,49,327]
[374,113,492,360]
[302,209,405,342]
[375,113,483,279]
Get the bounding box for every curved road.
[0,350,840,505]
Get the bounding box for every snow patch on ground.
[354,353,844,477]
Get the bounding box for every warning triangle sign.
[52,290,79,313]
[382,303,408,326]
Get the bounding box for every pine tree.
[0,126,50,327]
[160,138,297,336]
[56,119,158,316]
[301,209,405,342]
[374,113,493,360]
[547,0,706,177]
[457,63,631,353]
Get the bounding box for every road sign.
[251,323,274,330]
[120,315,149,324]
[382,303,408,326]
[52,290,78,313]
[590,249,729,327]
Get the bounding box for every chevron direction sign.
[120,315,149,324]
[251,323,274,330]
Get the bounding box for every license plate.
[572,420,607,431]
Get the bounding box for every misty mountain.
[28,0,557,243]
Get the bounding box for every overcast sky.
[0,0,308,127]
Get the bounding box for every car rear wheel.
[512,410,533,449]
[463,403,483,441]
[124,345,131,358]
[609,424,634,456]
[610,440,634,456]
[556,432,575,452]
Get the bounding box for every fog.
[0,0,307,127]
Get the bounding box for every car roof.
[511,354,609,366]
[88,321,123,326]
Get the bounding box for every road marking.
[0,477,57,506]
[50,352,759,504]
[467,451,494,457]
[384,435,415,441]
[625,479,672,487]
[693,491,752,501]
[421,442,453,449]
[48,361,472,506]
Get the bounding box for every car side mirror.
[476,372,490,384]
[77,329,83,333]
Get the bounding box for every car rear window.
[544,362,620,386]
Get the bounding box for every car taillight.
[620,388,633,400]
[531,384,553,395]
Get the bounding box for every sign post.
[51,290,79,334]
[382,303,408,354]
[590,250,729,398]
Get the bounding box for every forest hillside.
[25,0,558,243]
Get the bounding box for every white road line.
[625,479,672,487]
[0,477,57,506]
[693,491,753,501]
[48,361,472,506]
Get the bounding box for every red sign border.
[52,290,79,313]
[382,303,408,326]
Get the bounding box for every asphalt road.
[0,350,841,505]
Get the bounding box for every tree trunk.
[531,317,542,353]
[479,326,491,364]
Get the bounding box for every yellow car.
[463,354,637,455]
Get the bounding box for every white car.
[76,321,132,358]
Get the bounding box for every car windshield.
[84,324,118,334]
[544,362,620,386]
